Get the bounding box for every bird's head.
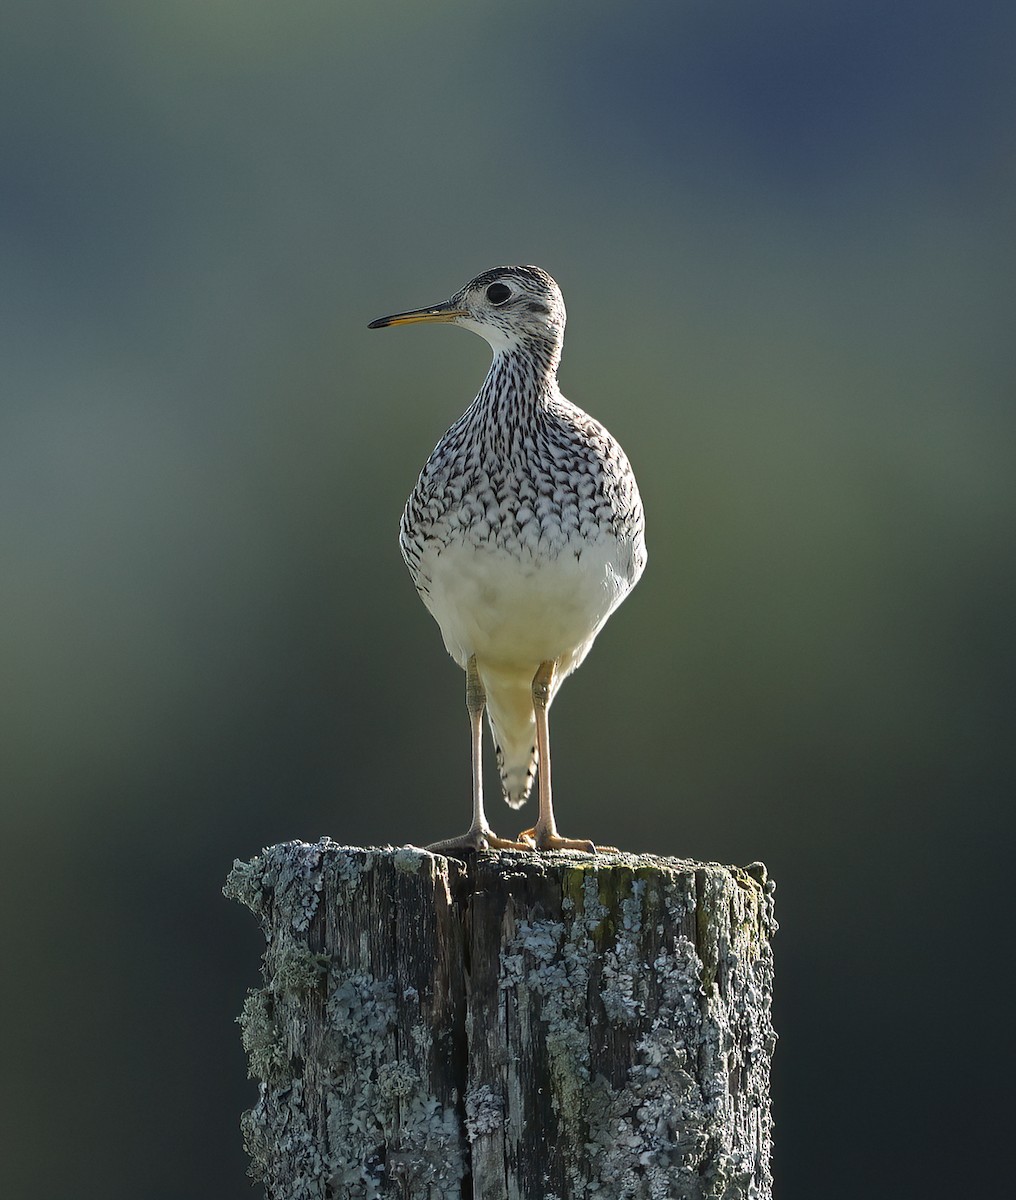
[369,265,566,358]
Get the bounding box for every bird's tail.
[480,667,539,810]
[493,730,537,809]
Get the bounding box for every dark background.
[2,2,1013,1196]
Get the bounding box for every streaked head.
[368,265,566,356]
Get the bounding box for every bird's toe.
[426,827,531,856]
[518,828,616,854]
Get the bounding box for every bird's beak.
[368,298,467,330]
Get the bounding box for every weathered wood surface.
[225,840,776,1200]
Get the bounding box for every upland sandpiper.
[369,265,646,852]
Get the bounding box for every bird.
[368,265,646,853]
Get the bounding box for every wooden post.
[225,840,776,1199]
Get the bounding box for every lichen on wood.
[225,840,776,1199]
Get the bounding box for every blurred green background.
[2,1,1013,1196]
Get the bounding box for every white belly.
[419,537,633,680]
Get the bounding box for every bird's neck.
[478,342,562,415]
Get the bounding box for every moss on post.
[225,840,776,1200]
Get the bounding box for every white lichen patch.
[465,1083,503,1141]
[240,1096,270,1180]
[223,855,267,914]
[227,843,773,1199]
[589,935,709,1188]
[377,1060,419,1099]
[495,862,773,1198]
[323,843,370,886]
[392,846,429,874]
[326,970,396,1043]
[241,1080,332,1200]
[238,988,290,1083]
[229,842,468,1198]
[273,942,330,993]
[259,841,332,932]
[322,969,464,1196]
[601,879,647,1024]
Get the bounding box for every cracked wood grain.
[225,841,776,1200]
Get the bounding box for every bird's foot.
[426,825,531,855]
[516,827,619,854]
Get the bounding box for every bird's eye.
[486,283,512,305]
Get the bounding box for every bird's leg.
[427,656,530,854]
[517,660,608,853]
